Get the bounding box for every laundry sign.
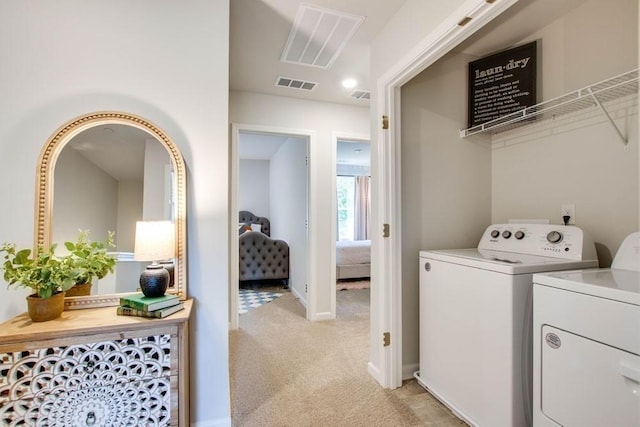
[468,41,537,128]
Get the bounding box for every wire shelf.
[460,69,639,140]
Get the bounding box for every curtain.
[354,176,371,240]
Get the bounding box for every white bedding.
[336,240,371,265]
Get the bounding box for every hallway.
[229,289,464,426]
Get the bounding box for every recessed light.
[342,78,357,89]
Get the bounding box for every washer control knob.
[502,230,512,239]
[490,230,500,239]
[515,231,525,240]
[547,231,563,244]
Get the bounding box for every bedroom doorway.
[332,135,371,318]
[230,124,314,329]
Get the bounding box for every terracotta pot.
[26,291,65,322]
[65,282,92,297]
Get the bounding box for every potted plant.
[64,230,116,297]
[0,243,84,321]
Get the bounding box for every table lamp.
[134,220,175,297]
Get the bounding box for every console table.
[0,299,192,426]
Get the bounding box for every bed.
[238,211,289,288]
[336,239,371,280]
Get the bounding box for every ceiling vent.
[281,4,365,69]
[275,76,317,91]
[350,90,370,100]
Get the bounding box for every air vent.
[350,90,370,100]
[281,4,365,69]
[275,76,317,91]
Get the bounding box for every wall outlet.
[561,204,576,225]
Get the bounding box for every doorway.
[333,136,371,319]
[230,123,314,329]
[372,1,517,388]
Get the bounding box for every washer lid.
[420,248,598,274]
[534,269,640,305]
[612,232,640,271]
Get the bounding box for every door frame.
[373,0,521,388]
[331,132,371,317]
[230,123,316,328]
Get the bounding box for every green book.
[119,293,179,311]
[117,302,184,319]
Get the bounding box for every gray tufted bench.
[239,211,289,289]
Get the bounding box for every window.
[337,176,355,240]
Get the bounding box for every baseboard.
[314,311,333,321]
[290,287,307,307]
[402,363,419,381]
[191,417,231,427]
[368,361,383,385]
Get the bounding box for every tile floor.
[392,379,468,426]
[238,288,282,314]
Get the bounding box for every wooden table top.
[0,299,193,344]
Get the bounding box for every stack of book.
[117,293,184,318]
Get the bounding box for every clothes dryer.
[533,232,640,426]
[418,224,598,427]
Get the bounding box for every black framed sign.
[468,41,537,128]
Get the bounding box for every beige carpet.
[336,279,370,291]
[229,289,423,426]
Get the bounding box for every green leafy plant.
[65,230,116,285]
[0,243,84,299]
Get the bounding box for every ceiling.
[336,140,370,165]
[230,0,407,106]
[238,132,298,160]
[230,0,590,107]
[239,132,370,165]
[65,125,150,181]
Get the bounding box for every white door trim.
[373,0,521,388]
[230,123,317,328]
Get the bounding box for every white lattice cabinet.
[0,300,192,426]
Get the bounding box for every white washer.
[532,232,640,426]
[418,224,598,427]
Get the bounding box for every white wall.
[229,91,370,317]
[371,0,468,81]
[400,52,493,371]
[53,147,119,248]
[142,139,171,221]
[239,159,270,217]
[491,0,639,265]
[116,180,143,252]
[270,137,308,301]
[0,1,231,425]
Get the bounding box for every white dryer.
[418,224,598,427]
[533,232,640,426]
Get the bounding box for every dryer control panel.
[478,224,597,260]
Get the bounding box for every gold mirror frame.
[35,111,187,309]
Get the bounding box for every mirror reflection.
[53,124,174,295]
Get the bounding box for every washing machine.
[418,223,599,427]
[532,232,640,426]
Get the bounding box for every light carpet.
[229,289,423,426]
[337,279,370,291]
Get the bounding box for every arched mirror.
[35,112,187,309]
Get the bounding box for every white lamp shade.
[134,221,175,262]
